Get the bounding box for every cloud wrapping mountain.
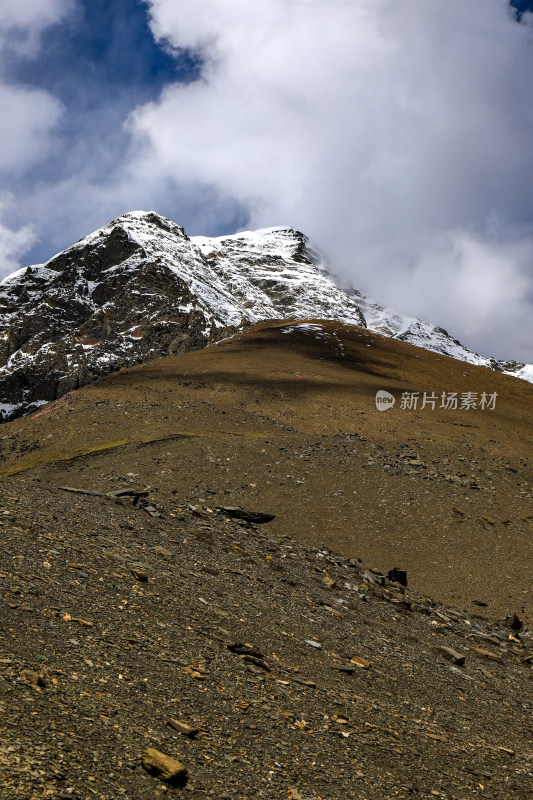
[1,210,530,422]
[134,0,533,361]
[0,1,532,363]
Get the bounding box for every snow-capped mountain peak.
[0,210,530,421]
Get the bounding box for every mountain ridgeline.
[0,210,531,421]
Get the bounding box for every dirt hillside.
[1,320,531,618]
[1,320,532,799]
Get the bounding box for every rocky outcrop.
[0,213,240,419]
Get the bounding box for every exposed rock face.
[0,213,240,419]
[0,210,530,420]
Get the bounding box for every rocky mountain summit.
[0,210,531,421]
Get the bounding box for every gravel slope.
[1,479,532,800]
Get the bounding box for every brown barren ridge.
[0,320,532,799]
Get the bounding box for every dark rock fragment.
[387,567,408,587]
[166,719,200,738]
[242,654,270,671]
[506,613,523,631]
[331,664,356,675]
[216,506,275,524]
[228,642,263,658]
[439,646,466,666]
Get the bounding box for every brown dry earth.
[0,320,532,799]
[1,320,531,617]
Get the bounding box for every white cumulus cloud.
[0,194,36,279]
[0,83,63,173]
[0,0,72,276]
[130,0,533,361]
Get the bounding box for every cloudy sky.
[1,0,532,362]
